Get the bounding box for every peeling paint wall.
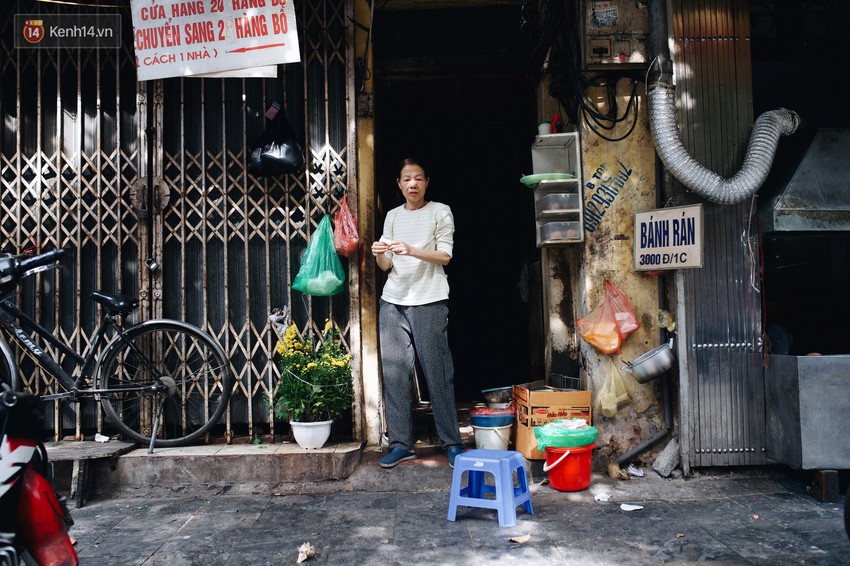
[541,247,581,380]
[579,79,668,466]
[539,76,671,466]
[531,1,675,468]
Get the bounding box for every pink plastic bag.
[333,196,359,257]
[605,280,639,338]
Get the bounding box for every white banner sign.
[633,204,703,271]
[130,0,300,81]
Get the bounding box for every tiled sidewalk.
[66,450,849,565]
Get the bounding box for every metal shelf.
[530,132,584,246]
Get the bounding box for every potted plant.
[271,319,353,449]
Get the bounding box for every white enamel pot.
[621,338,675,383]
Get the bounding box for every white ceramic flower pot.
[290,420,332,449]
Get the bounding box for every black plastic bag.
[248,103,304,178]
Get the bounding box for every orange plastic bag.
[333,196,359,257]
[576,280,640,355]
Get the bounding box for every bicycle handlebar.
[0,249,66,292]
[17,248,66,275]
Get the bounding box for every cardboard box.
[513,380,592,460]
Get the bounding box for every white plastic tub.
[473,424,512,450]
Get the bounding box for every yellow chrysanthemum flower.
[282,323,300,352]
[270,317,353,423]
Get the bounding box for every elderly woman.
[371,157,464,469]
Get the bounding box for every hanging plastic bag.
[576,280,640,355]
[292,215,345,296]
[577,304,621,355]
[247,102,305,178]
[600,358,629,417]
[333,196,359,257]
[606,280,640,337]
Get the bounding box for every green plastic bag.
[292,215,345,296]
[534,418,598,450]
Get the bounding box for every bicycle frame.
[0,249,233,453]
[0,297,160,400]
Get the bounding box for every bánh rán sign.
[131,0,300,81]
[633,204,702,271]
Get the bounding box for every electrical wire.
[645,56,661,87]
[746,195,761,293]
[525,0,642,142]
[578,74,633,127]
[362,0,375,93]
[350,0,375,94]
[576,73,640,142]
[524,0,563,84]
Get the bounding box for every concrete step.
[50,440,363,502]
[48,405,478,503]
[48,442,499,506]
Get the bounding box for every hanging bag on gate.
[247,102,305,178]
[333,196,359,257]
[292,215,345,296]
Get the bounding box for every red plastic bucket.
[543,442,595,492]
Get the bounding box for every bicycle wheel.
[96,320,233,447]
[0,357,13,391]
[0,337,19,391]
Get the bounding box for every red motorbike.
[0,387,78,565]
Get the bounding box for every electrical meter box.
[583,0,649,70]
[528,133,584,246]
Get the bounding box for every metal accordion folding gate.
[0,0,358,443]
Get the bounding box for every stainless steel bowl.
[481,386,512,404]
[621,339,675,383]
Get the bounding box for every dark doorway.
[752,2,850,357]
[762,234,850,356]
[372,5,540,402]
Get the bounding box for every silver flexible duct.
[648,81,800,205]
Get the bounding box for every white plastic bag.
[601,358,629,417]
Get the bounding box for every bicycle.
[0,248,234,451]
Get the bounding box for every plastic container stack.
[471,393,515,450]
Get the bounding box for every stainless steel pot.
[621,338,675,383]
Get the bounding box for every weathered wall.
[577,79,667,464]
[538,76,669,466]
[354,0,382,448]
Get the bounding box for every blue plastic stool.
[447,449,533,527]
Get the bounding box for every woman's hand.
[372,240,394,272]
[373,238,416,257]
[371,240,391,257]
[383,240,450,266]
[387,241,414,256]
